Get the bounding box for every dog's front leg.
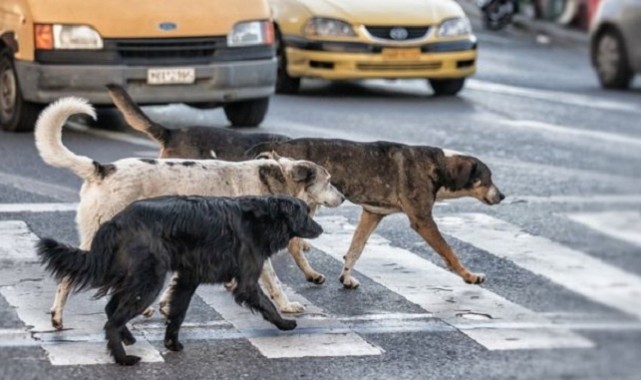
[287,238,325,284]
[259,259,304,313]
[234,277,296,331]
[339,209,385,289]
[408,213,485,284]
[50,277,72,330]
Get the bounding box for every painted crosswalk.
[1,207,641,366]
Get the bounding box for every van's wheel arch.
[0,47,42,132]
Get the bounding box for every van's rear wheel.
[223,97,269,128]
[0,48,42,132]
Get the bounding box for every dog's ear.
[291,163,316,183]
[446,157,477,190]
[254,151,280,160]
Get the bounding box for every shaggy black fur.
[37,195,323,366]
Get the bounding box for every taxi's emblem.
[158,22,178,31]
[389,27,409,40]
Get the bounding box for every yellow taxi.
[269,0,477,96]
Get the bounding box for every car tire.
[223,97,270,128]
[0,48,42,132]
[593,29,633,90]
[429,78,466,96]
[275,28,301,94]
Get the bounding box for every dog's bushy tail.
[37,226,119,296]
[106,84,170,145]
[34,97,102,180]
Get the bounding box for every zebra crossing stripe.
[195,286,383,358]
[566,211,641,248]
[0,221,164,366]
[312,216,593,350]
[437,213,641,320]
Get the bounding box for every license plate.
[147,68,196,85]
[381,48,421,61]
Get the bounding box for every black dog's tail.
[37,227,119,296]
[106,84,170,145]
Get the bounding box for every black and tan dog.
[38,195,323,366]
[246,139,505,288]
[107,84,289,161]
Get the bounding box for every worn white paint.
[312,216,593,350]
[437,213,641,320]
[195,285,383,358]
[66,121,158,148]
[0,203,77,213]
[509,194,641,205]
[0,221,164,365]
[566,211,641,248]
[0,171,77,202]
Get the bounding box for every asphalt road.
[1,20,641,380]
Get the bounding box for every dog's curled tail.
[106,84,169,145]
[34,97,99,180]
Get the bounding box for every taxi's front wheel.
[429,78,466,96]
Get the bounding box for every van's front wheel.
[0,49,42,132]
[223,97,270,128]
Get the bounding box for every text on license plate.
[147,68,196,85]
[381,48,421,61]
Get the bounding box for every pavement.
[457,0,590,46]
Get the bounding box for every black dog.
[37,195,323,366]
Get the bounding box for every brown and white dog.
[34,98,344,330]
[247,139,505,288]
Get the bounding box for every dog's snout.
[498,192,506,202]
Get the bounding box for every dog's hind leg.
[259,259,304,313]
[287,238,325,284]
[50,278,72,330]
[104,295,142,366]
[339,209,385,289]
[163,277,198,352]
[408,213,485,285]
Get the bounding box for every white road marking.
[196,285,383,358]
[500,120,641,155]
[437,214,641,320]
[0,221,164,365]
[566,211,641,248]
[312,216,593,350]
[467,79,641,114]
[0,203,77,213]
[0,171,77,202]
[508,194,641,205]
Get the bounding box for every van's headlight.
[437,17,472,37]
[227,20,274,47]
[35,24,103,49]
[304,18,356,37]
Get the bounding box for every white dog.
[35,97,344,330]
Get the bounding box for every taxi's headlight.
[227,20,275,47]
[304,17,356,37]
[437,17,472,37]
[35,24,103,49]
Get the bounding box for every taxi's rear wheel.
[0,48,42,132]
[275,29,301,94]
[429,78,466,96]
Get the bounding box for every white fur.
[35,97,343,329]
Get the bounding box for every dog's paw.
[464,273,486,285]
[50,311,63,331]
[340,275,360,289]
[276,319,297,331]
[164,339,184,352]
[116,355,141,366]
[142,307,155,318]
[306,272,326,285]
[300,240,312,251]
[279,301,305,314]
